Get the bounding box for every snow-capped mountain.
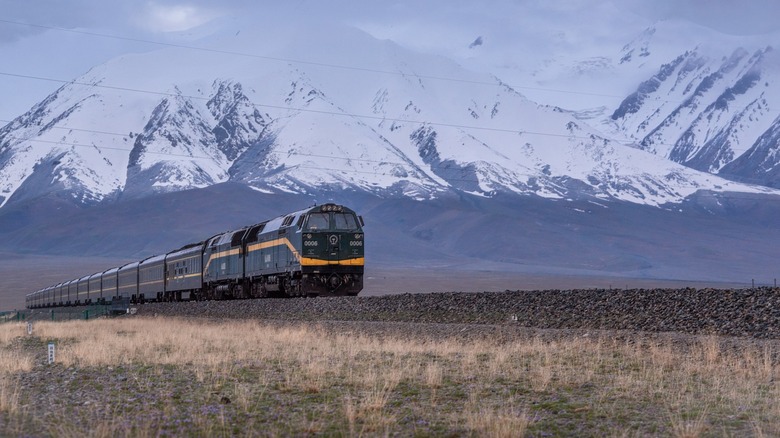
[1,19,779,211]
[603,21,780,188]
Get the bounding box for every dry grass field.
[0,317,777,436]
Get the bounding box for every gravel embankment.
[133,287,780,339]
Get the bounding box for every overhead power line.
[2,17,776,147]
[2,16,778,150]
[0,17,644,101]
[0,70,607,141]
[0,69,770,175]
[1,121,776,196]
[4,16,778,120]
[1,19,777,196]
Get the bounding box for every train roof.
[172,241,205,252]
[168,242,205,257]
[117,262,139,273]
[261,203,358,233]
[140,254,166,265]
[204,203,359,244]
[209,228,248,246]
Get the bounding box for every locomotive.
[25,203,364,308]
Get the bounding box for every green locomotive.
[202,203,364,299]
[25,203,365,308]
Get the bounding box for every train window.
[306,213,329,230]
[246,223,266,243]
[282,215,295,227]
[334,213,358,230]
[296,215,305,228]
[231,231,244,247]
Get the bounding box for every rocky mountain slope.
[1,8,780,295]
[1,21,778,212]
[604,22,780,188]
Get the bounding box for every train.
[25,203,365,309]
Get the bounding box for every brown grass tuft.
[1,317,778,435]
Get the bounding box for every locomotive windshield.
[305,212,360,231]
[306,213,329,230]
[333,213,358,230]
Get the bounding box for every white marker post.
[26,322,32,335]
[48,342,55,365]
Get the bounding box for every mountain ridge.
[1,10,780,294]
[1,17,780,210]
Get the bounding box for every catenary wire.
[7,127,773,188]
[1,69,765,153]
[3,127,777,196]
[0,67,776,191]
[0,18,635,101]
[0,91,775,189]
[3,16,778,137]
[0,70,606,140]
[0,74,775,190]
[0,22,776,194]
[1,18,775,152]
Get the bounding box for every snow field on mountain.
[3,11,780,208]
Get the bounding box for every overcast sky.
[1,0,779,120]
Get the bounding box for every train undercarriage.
[128,270,363,304]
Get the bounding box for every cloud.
[0,7,85,43]
[0,1,229,44]
[616,0,780,35]
[137,2,224,33]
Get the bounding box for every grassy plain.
[0,318,777,436]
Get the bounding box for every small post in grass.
[47,342,55,365]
